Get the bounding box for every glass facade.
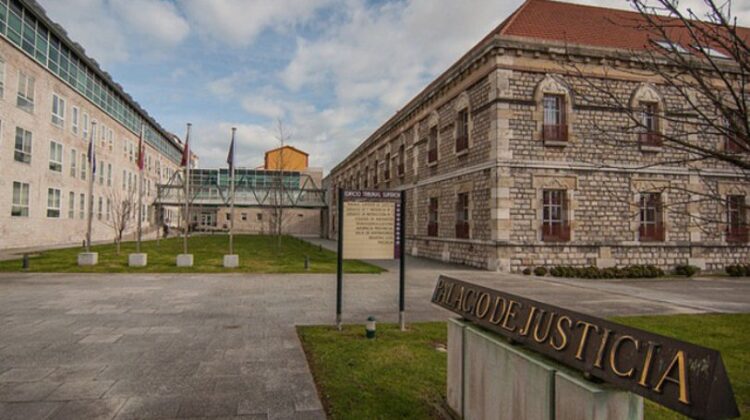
[190,169,302,190]
[0,0,182,163]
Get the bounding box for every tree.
[104,185,136,255]
[557,0,749,231]
[266,119,297,247]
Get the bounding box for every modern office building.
[0,0,187,251]
[156,145,326,236]
[325,0,750,271]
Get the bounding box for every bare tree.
[104,186,136,255]
[266,119,296,247]
[555,0,749,235]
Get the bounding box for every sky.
[38,0,750,172]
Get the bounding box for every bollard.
[22,254,29,270]
[366,316,377,339]
[304,255,310,271]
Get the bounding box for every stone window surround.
[629,83,667,152]
[532,175,577,242]
[719,183,750,243]
[631,179,671,243]
[454,181,474,239]
[453,92,472,155]
[426,111,440,167]
[533,74,576,146]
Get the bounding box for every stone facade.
[0,17,184,250]
[325,28,749,272]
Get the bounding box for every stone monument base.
[77,252,98,266]
[176,254,194,267]
[128,253,148,267]
[223,254,239,268]
[448,318,643,420]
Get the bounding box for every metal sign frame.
[336,189,406,330]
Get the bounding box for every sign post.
[336,189,406,331]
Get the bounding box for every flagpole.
[229,127,236,255]
[86,121,97,252]
[137,125,144,253]
[183,123,192,255]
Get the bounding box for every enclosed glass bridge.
[156,168,326,208]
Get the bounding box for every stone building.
[0,0,186,251]
[325,0,750,272]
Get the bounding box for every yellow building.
[264,146,309,171]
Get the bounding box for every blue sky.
[38,0,750,172]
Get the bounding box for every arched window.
[533,75,574,145]
[630,84,666,150]
[454,92,471,154]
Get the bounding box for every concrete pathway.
[0,256,748,419]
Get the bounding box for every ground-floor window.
[542,189,570,241]
[47,188,61,218]
[455,192,470,239]
[12,182,30,217]
[639,192,665,242]
[727,195,747,243]
[428,197,438,237]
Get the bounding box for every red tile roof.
[496,0,749,53]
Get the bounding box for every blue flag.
[226,130,236,172]
[87,135,96,174]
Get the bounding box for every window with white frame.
[51,94,65,127]
[16,71,34,112]
[107,163,112,186]
[79,193,85,219]
[99,160,104,185]
[97,196,102,220]
[14,127,32,164]
[47,188,61,218]
[11,182,30,217]
[108,128,113,151]
[106,198,111,221]
[68,192,75,219]
[80,152,87,180]
[49,141,63,172]
[71,106,79,135]
[70,149,77,177]
[122,169,126,190]
[82,112,89,138]
[129,142,134,162]
[0,56,5,97]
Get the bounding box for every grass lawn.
[0,235,383,274]
[298,323,448,419]
[299,314,750,420]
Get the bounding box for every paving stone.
[47,380,116,401]
[0,381,61,402]
[0,401,63,420]
[48,398,126,420]
[78,334,123,344]
[0,368,56,383]
[113,396,181,419]
[176,395,239,418]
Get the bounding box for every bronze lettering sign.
[432,276,740,419]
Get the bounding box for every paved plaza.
[0,253,749,419]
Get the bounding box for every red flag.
[137,135,145,171]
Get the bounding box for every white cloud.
[40,0,129,64]
[111,0,189,46]
[180,0,332,47]
[241,97,286,119]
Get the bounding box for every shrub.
[533,266,548,276]
[522,268,532,275]
[550,267,562,277]
[726,264,747,277]
[674,264,700,277]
